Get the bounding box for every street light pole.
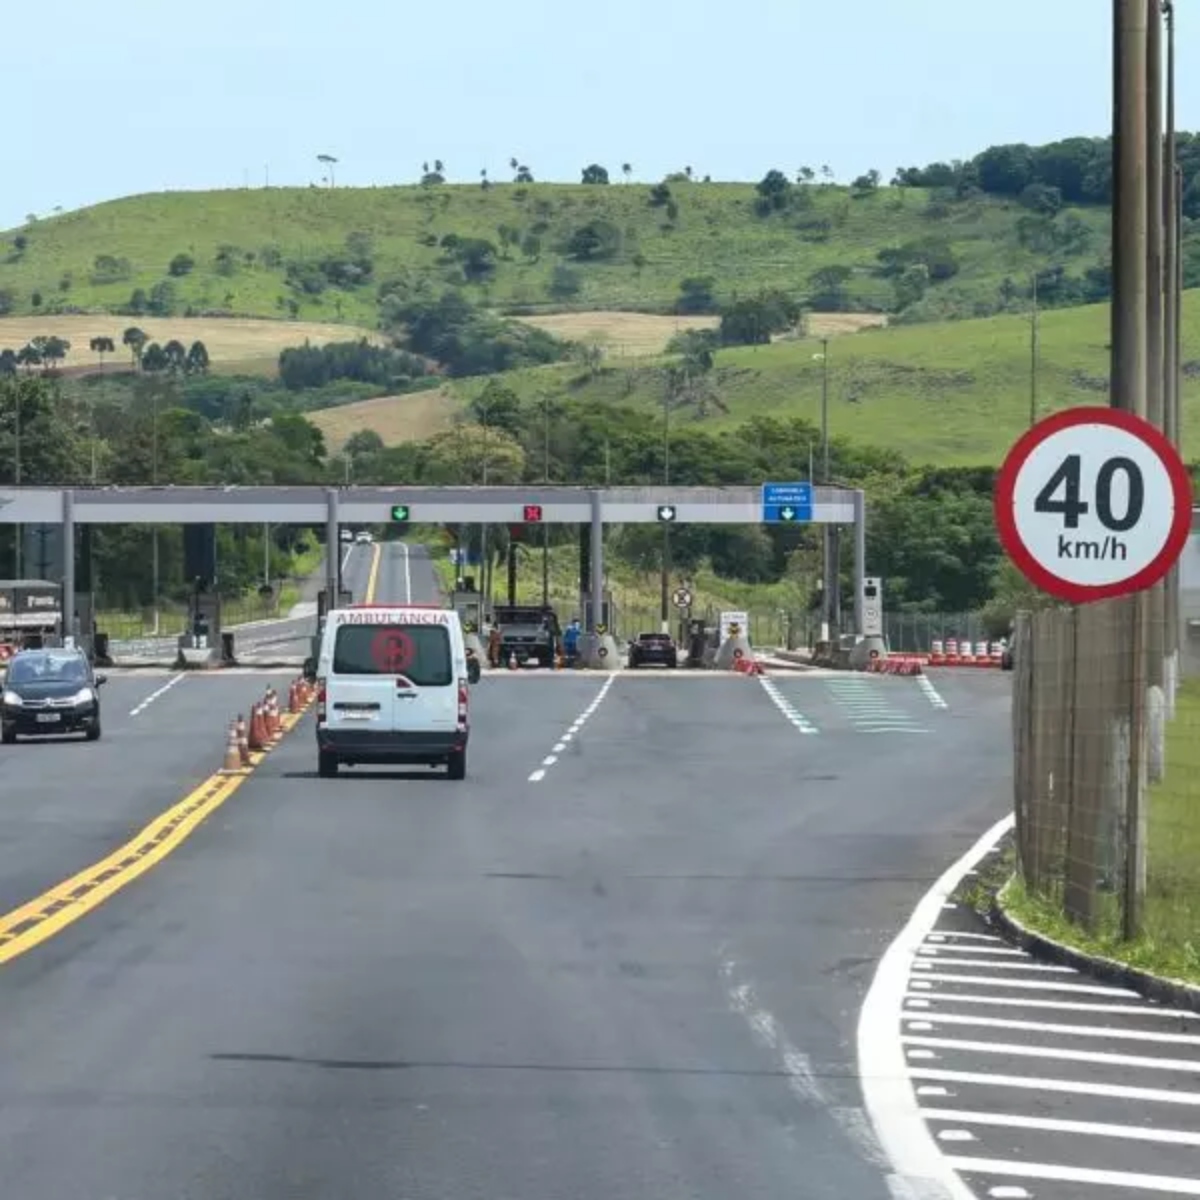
[542,393,550,607]
[13,383,21,578]
[660,391,671,633]
[1030,272,1040,427]
[819,338,834,642]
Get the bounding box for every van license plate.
[36,713,61,723]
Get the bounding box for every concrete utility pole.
[1145,0,1166,691]
[1112,0,1151,941]
[1162,1,1181,683]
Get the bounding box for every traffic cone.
[288,679,300,714]
[236,714,251,765]
[508,651,518,670]
[249,703,266,751]
[266,691,281,738]
[220,721,241,772]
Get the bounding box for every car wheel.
[667,656,678,669]
[85,720,101,741]
[1,725,15,745]
[447,749,467,780]
[317,750,339,778]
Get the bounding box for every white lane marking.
[917,676,949,709]
[919,945,1027,957]
[942,1156,1200,1195]
[902,1034,1200,1073]
[128,672,186,716]
[906,990,1200,1018]
[937,1130,976,1142]
[921,1107,1200,1147]
[909,971,1137,996]
[552,742,566,753]
[908,1011,1200,1046]
[927,932,1002,943]
[911,1066,1200,1106]
[720,956,890,1169]
[912,958,1075,973]
[757,678,817,733]
[857,811,1013,1200]
[988,1190,1031,1200]
[527,675,616,783]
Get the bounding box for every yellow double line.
[0,696,312,967]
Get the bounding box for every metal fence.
[1011,601,1199,958]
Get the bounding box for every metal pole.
[542,394,550,607]
[589,489,604,654]
[263,521,270,588]
[1113,0,1150,940]
[1030,272,1040,427]
[325,488,339,606]
[852,490,866,637]
[1146,0,1166,692]
[820,339,831,642]
[13,381,21,579]
[1163,1,1179,681]
[660,392,670,632]
[62,490,75,645]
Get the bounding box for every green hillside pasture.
[453,296,1200,466]
[0,183,1109,324]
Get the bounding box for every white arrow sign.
[658,505,677,522]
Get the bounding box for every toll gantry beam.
[0,485,868,643]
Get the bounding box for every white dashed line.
[758,678,818,733]
[917,675,949,709]
[527,674,616,782]
[128,672,186,716]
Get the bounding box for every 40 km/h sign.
[994,406,1193,604]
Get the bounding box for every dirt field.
[0,315,381,370]
[307,388,457,448]
[517,310,886,355]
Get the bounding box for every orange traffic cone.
[508,651,517,670]
[287,680,299,714]
[236,714,251,765]
[249,703,266,751]
[220,720,241,772]
[264,690,279,738]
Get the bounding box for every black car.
[1,648,106,743]
[628,632,678,669]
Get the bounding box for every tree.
[581,164,610,185]
[754,169,792,215]
[622,162,632,182]
[141,342,168,373]
[168,252,195,276]
[515,165,534,183]
[317,153,338,186]
[470,378,523,437]
[185,340,210,374]
[424,423,526,484]
[89,335,116,370]
[0,349,17,376]
[163,339,188,373]
[122,326,147,368]
[16,345,42,373]
[30,335,70,372]
[675,276,718,314]
[566,219,621,261]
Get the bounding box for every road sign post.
[761,483,813,524]
[994,407,1192,603]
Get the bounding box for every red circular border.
[993,406,1193,604]
[370,628,415,673]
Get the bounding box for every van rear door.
[329,619,457,734]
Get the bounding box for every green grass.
[1002,678,1200,986]
[1,183,1108,325]
[448,293,1200,466]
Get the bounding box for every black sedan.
[1,648,106,743]
[627,632,678,669]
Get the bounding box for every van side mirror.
[302,657,316,681]
[94,673,107,686]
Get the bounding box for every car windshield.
[8,653,88,684]
[332,623,452,686]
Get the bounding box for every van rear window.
[332,624,452,685]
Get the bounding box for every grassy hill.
[318,294,1200,467]
[0,182,1109,326]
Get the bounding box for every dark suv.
[627,632,678,669]
[1,648,106,743]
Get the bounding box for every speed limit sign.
[994,406,1193,603]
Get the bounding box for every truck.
[0,579,63,653]
[493,604,558,668]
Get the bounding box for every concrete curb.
[990,875,1200,1015]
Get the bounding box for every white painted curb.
[857,812,1015,1200]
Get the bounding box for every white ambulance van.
[313,604,470,779]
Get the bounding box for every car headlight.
[67,688,95,706]
[3,689,22,706]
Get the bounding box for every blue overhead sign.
[761,482,813,523]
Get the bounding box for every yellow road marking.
[364,540,382,603]
[0,702,312,967]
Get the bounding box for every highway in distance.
[0,540,1016,1199]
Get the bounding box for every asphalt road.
[0,540,1032,1199]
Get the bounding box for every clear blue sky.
[5,0,1194,229]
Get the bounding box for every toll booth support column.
[62,489,75,646]
[852,489,866,638]
[325,488,340,607]
[589,490,604,642]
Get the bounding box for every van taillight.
[317,678,327,720]
[457,681,468,730]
